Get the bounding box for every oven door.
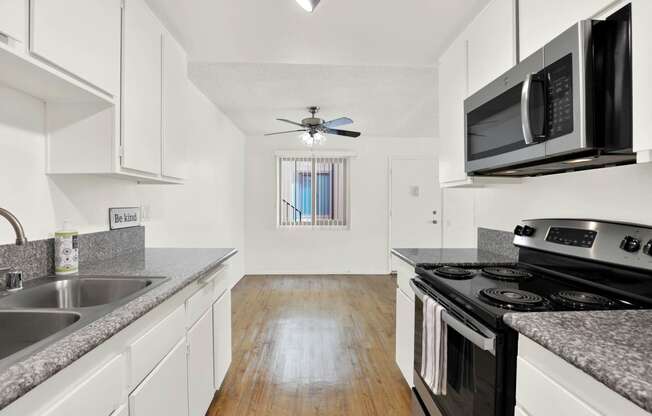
[410,279,513,416]
[465,49,546,175]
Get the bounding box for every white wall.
[244,135,437,275]
[0,84,246,279]
[441,162,652,249]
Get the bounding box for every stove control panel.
[514,219,652,271]
[546,227,597,248]
[620,236,642,253]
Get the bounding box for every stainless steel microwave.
[464,5,634,177]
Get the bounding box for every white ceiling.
[147,0,490,137]
[189,62,437,137]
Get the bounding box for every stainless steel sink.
[0,277,153,308]
[0,310,81,361]
[0,275,168,371]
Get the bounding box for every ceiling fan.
[265,107,361,144]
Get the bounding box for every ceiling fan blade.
[264,129,307,136]
[276,118,306,128]
[322,128,361,138]
[323,117,353,128]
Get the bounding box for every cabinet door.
[188,310,215,416]
[395,288,415,387]
[467,0,517,95]
[438,35,469,185]
[129,338,189,416]
[162,31,188,179]
[0,0,26,43]
[213,289,232,391]
[121,0,162,175]
[519,0,614,59]
[30,0,121,96]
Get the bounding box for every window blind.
[278,156,348,227]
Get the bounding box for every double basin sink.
[0,275,168,371]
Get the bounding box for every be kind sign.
[109,207,141,230]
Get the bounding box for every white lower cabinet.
[395,287,415,386]
[129,338,189,416]
[516,336,650,416]
[187,309,215,416]
[213,289,232,390]
[42,354,125,416]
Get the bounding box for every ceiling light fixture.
[295,0,320,12]
[301,131,326,146]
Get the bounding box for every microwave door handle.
[521,73,536,145]
[409,280,496,356]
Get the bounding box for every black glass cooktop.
[415,261,647,328]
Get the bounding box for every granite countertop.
[0,247,237,410]
[391,248,515,266]
[504,310,652,413]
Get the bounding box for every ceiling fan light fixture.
[296,0,320,12]
[301,131,326,146]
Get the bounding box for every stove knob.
[620,236,642,253]
[514,225,524,236]
[643,240,652,256]
[522,226,537,237]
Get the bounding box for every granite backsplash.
[477,227,518,260]
[0,226,145,285]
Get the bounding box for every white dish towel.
[420,296,447,395]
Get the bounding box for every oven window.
[414,297,498,416]
[466,83,529,161]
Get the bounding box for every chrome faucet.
[0,207,27,245]
[0,208,27,291]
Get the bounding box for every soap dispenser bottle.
[54,220,79,275]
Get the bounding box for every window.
[278,156,349,227]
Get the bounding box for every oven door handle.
[410,280,496,356]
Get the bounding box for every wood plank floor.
[207,275,412,416]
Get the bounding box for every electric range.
[411,219,652,416]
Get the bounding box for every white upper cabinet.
[519,0,615,59]
[162,31,189,179]
[437,0,521,186]
[467,0,518,95]
[121,0,163,176]
[0,0,26,44]
[438,34,469,185]
[30,0,121,96]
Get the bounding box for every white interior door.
[390,158,442,248]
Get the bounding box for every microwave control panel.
[545,54,574,139]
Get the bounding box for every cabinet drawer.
[517,336,650,416]
[129,304,185,386]
[392,255,416,300]
[213,265,229,301]
[516,357,600,416]
[186,272,219,328]
[43,354,125,416]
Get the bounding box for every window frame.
[275,151,354,230]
